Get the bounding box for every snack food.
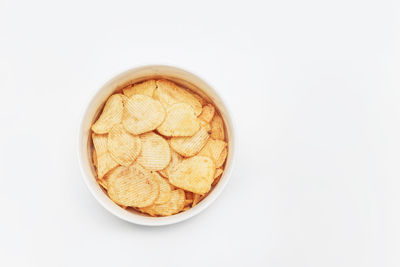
[90,79,228,216]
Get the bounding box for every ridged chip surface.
[140,189,185,216]
[107,163,159,208]
[122,95,165,135]
[137,132,171,171]
[123,79,156,97]
[108,124,141,166]
[154,79,202,116]
[92,94,123,134]
[210,114,225,140]
[169,124,210,157]
[169,156,215,194]
[157,103,200,137]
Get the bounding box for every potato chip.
[169,124,210,157]
[157,103,200,137]
[92,94,123,134]
[214,168,223,179]
[99,165,127,190]
[123,80,156,97]
[107,163,159,208]
[137,132,171,171]
[192,194,201,207]
[140,189,185,216]
[169,156,215,194]
[152,172,172,205]
[154,79,202,116]
[198,139,227,164]
[198,104,215,123]
[158,150,182,178]
[97,152,119,179]
[215,147,227,168]
[211,114,225,140]
[108,124,141,166]
[122,95,165,135]
[182,206,190,212]
[92,133,108,156]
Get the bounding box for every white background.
[1,0,399,266]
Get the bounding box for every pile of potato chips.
[91,79,228,216]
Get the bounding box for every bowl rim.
[77,64,235,226]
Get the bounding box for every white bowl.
[78,65,235,226]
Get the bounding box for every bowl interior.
[79,65,235,226]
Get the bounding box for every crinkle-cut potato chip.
[198,139,227,164]
[211,114,225,140]
[169,156,215,194]
[140,189,185,216]
[158,150,182,178]
[169,124,210,157]
[92,94,123,134]
[198,104,215,123]
[108,124,141,166]
[92,133,108,156]
[100,165,127,190]
[107,163,159,208]
[215,147,227,168]
[137,132,171,171]
[97,152,119,179]
[123,79,156,97]
[154,79,202,116]
[157,103,200,137]
[152,172,172,205]
[122,95,165,135]
[192,194,201,207]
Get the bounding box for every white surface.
[0,0,399,266]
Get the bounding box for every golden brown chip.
[158,150,183,178]
[154,79,202,116]
[198,104,215,123]
[169,124,210,157]
[98,165,126,190]
[92,133,108,156]
[152,172,172,205]
[92,94,123,134]
[192,194,201,207]
[140,189,185,216]
[107,163,159,208]
[169,156,215,194]
[108,124,141,166]
[122,95,165,135]
[198,139,227,164]
[137,132,171,171]
[215,147,227,168]
[97,152,119,179]
[123,80,156,97]
[211,114,225,140]
[157,103,200,137]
